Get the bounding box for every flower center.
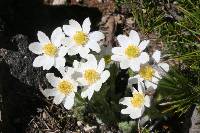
[84,69,100,85]
[131,93,145,108]
[42,43,57,56]
[103,55,111,65]
[57,80,73,95]
[73,31,88,45]
[139,65,155,80]
[124,45,140,59]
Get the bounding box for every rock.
[44,0,67,5]
[189,107,200,133]
[0,34,49,88]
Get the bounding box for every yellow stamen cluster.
[42,43,57,56]
[57,80,73,95]
[139,65,155,80]
[84,69,100,85]
[73,31,88,45]
[131,93,145,108]
[125,45,140,59]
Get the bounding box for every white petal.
[117,35,129,47]
[97,58,105,73]
[121,107,133,115]
[82,17,91,34]
[53,93,65,105]
[100,70,110,83]
[77,78,87,86]
[89,31,104,41]
[79,47,90,58]
[86,40,101,53]
[132,87,139,94]
[33,55,45,67]
[128,76,139,85]
[73,60,80,68]
[37,31,50,44]
[144,96,151,107]
[139,52,149,64]
[154,70,161,80]
[130,59,140,71]
[152,50,161,63]
[64,92,75,110]
[112,47,124,55]
[51,27,65,47]
[85,54,97,69]
[46,73,60,87]
[63,25,76,37]
[29,42,43,55]
[43,88,57,97]
[87,89,94,100]
[138,40,149,51]
[138,81,145,93]
[58,46,68,57]
[65,67,74,77]
[111,55,125,61]
[55,57,66,69]
[145,80,157,90]
[81,88,94,100]
[129,107,144,119]
[69,19,82,31]
[158,63,169,72]
[68,46,81,56]
[129,30,140,46]
[119,97,132,106]
[89,80,102,92]
[57,66,66,77]
[81,88,89,98]
[120,59,130,69]
[61,37,71,46]
[42,56,55,70]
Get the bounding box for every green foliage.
[176,50,200,71]
[156,68,200,115]
[72,64,125,125]
[115,0,129,7]
[123,0,200,116]
[73,93,86,121]
[126,0,200,55]
[88,64,122,124]
[118,121,136,133]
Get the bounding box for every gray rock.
[0,34,49,88]
[189,107,200,133]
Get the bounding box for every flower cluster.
[29,18,169,120]
[111,30,169,119]
[29,18,109,109]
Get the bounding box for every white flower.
[76,54,110,100]
[128,50,170,90]
[42,70,78,110]
[152,50,169,72]
[58,60,82,80]
[63,17,105,58]
[29,27,68,70]
[111,30,149,71]
[129,64,161,89]
[119,81,150,119]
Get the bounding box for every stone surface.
[0,34,48,88]
[190,107,200,133]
